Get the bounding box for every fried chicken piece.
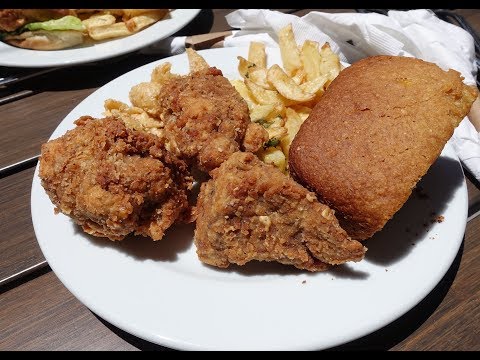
[158,67,268,173]
[194,152,366,271]
[39,116,192,241]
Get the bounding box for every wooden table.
[1,9,479,351]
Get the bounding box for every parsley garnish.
[264,138,280,148]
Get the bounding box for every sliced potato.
[186,48,209,72]
[88,22,132,40]
[82,14,116,30]
[301,40,322,81]
[248,41,266,68]
[237,56,256,79]
[257,146,286,173]
[278,24,302,76]
[291,68,306,85]
[230,79,256,108]
[267,64,315,102]
[245,78,283,105]
[280,108,304,158]
[249,67,273,90]
[319,42,341,82]
[290,105,311,121]
[299,75,328,97]
[125,12,164,32]
[121,9,168,20]
[250,103,276,122]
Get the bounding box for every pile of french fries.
[80,9,169,41]
[231,24,342,172]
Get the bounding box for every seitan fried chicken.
[194,152,366,271]
[39,116,193,241]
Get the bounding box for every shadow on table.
[91,240,463,351]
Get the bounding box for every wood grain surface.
[0,8,479,351]
[0,167,43,282]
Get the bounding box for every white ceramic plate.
[0,9,200,68]
[31,47,467,350]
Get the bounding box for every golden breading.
[158,67,268,173]
[289,55,478,241]
[194,152,366,271]
[39,116,192,241]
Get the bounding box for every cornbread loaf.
[289,55,478,241]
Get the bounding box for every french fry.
[121,9,168,20]
[237,56,255,79]
[237,56,272,89]
[249,68,274,90]
[299,75,328,97]
[248,41,266,68]
[231,79,256,108]
[278,24,302,76]
[319,43,341,82]
[292,68,306,85]
[257,147,286,173]
[290,105,311,121]
[280,108,304,158]
[88,22,132,40]
[267,65,315,102]
[266,117,288,140]
[186,48,209,72]
[250,104,276,122]
[125,11,167,32]
[265,103,286,120]
[301,40,322,81]
[245,78,283,106]
[82,14,116,30]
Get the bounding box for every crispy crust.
[158,67,267,173]
[39,116,192,241]
[289,55,478,241]
[194,152,365,271]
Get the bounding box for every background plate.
[0,9,200,68]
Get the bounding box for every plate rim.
[0,9,200,68]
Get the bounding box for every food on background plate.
[289,55,479,241]
[39,116,192,241]
[195,152,366,271]
[231,24,342,172]
[0,9,169,50]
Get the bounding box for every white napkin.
[224,9,480,181]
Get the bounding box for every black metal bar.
[0,155,39,179]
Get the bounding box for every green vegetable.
[254,119,271,128]
[264,138,280,148]
[25,15,85,32]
